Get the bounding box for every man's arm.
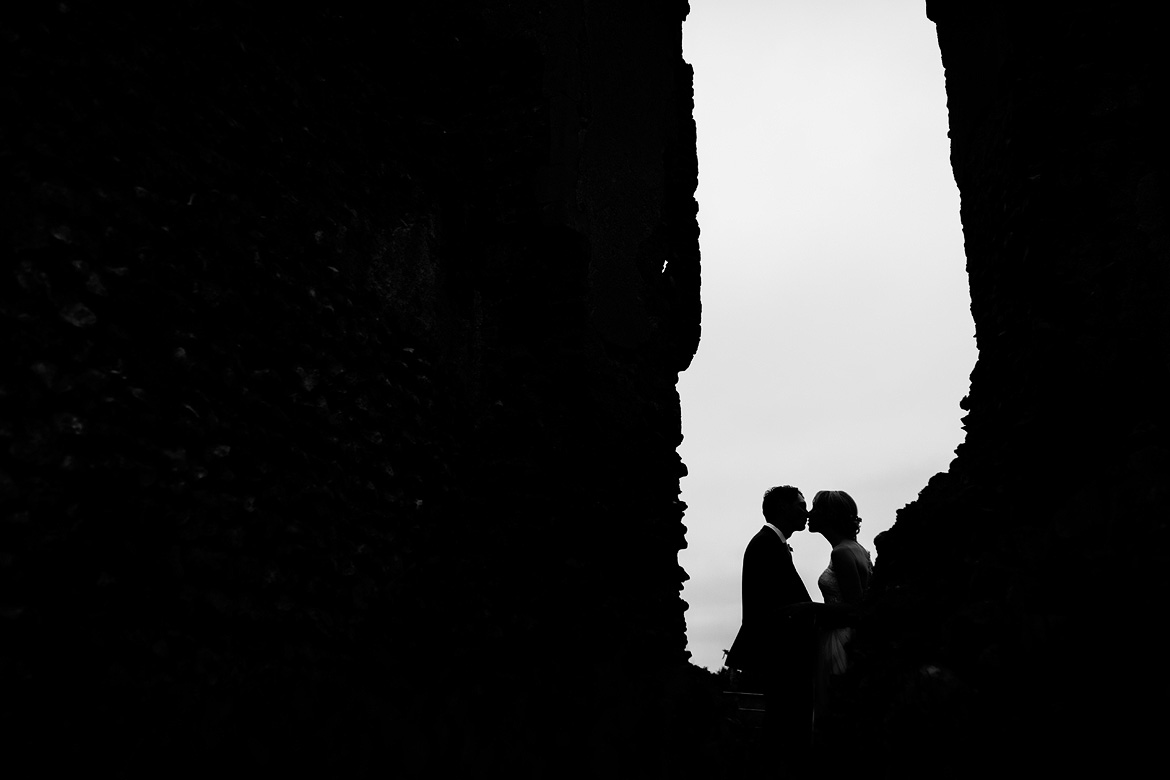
[781,600,857,629]
[740,532,767,627]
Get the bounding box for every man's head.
[762,485,808,536]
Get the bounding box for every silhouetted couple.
[725,486,873,774]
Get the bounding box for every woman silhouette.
[807,490,873,718]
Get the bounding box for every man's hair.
[762,485,802,519]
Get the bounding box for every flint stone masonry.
[7,1,1168,776]
[4,2,699,775]
[838,3,1170,774]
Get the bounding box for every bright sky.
[678,0,977,671]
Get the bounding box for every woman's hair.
[812,490,861,538]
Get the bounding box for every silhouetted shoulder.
[746,527,789,556]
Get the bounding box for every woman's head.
[809,490,861,539]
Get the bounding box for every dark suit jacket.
[726,526,813,675]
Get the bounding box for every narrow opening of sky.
[679,0,977,671]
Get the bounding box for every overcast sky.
[678,0,977,672]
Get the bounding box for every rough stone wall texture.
[838,4,1170,775]
[2,2,700,776]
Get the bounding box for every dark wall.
[3,2,700,776]
[19,2,1163,776]
[841,3,1170,775]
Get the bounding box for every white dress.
[816,541,873,675]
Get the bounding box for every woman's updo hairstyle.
[812,490,862,539]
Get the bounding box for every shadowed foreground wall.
[836,3,1170,775]
[2,2,701,776]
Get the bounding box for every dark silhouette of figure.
[807,490,872,724]
[726,485,816,772]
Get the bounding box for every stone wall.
[16,2,1161,775]
[2,2,700,776]
[839,3,1170,775]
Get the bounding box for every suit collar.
[764,523,787,544]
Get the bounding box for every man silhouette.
[726,486,815,766]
